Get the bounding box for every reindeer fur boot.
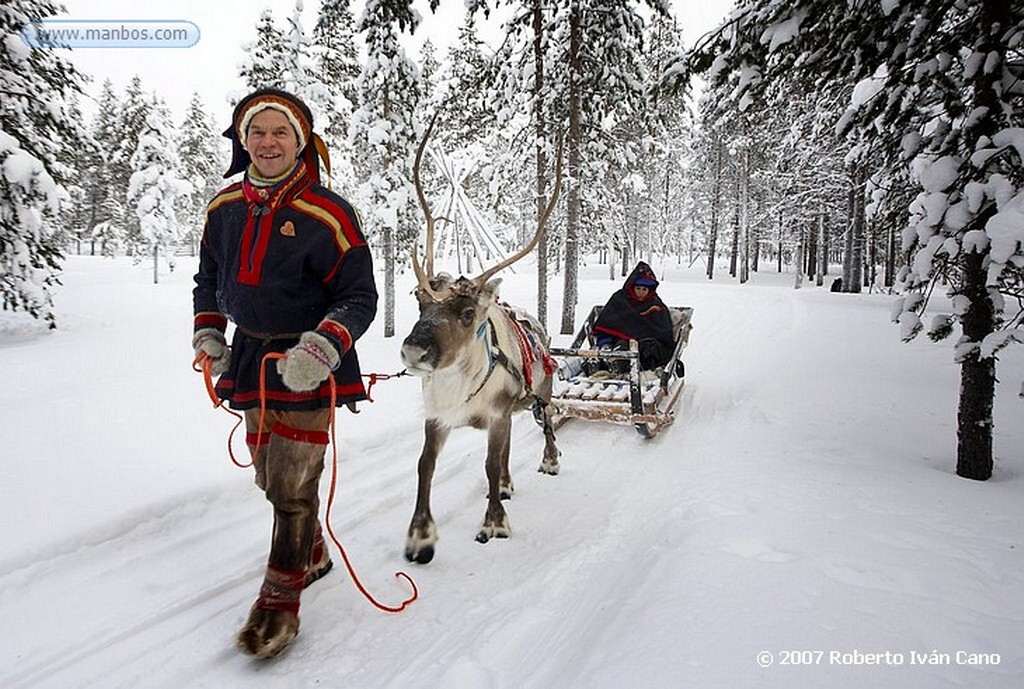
[237,565,305,658]
[304,521,333,588]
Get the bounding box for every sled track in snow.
[5,570,253,689]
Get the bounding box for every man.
[192,88,377,658]
[591,261,675,372]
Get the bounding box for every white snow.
[986,209,1024,264]
[914,155,960,193]
[1,256,1022,688]
[850,65,888,109]
[758,10,807,53]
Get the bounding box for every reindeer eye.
[458,307,476,327]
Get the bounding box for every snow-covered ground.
[2,255,1022,689]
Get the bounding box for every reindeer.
[400,120,563,564]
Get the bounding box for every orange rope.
[195,350,418,613]
[362,369,408,402]
[192,353,251,468]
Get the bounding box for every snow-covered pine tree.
[641,13,690,268]
[58,93,93,254]
[127,101,190,283]
[177,93,222,255]
[313,0,361,187]
[1,0,85,328]
[79,79,121,256]
[678,0,1024,480]
[351,1,422,338]
[110,75,150,253]
[419,38,439,104]
[279,0,323,102]
[239,10,288,92]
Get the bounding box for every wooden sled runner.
[543,305,694,438]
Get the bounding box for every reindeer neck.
[421,317,503,421]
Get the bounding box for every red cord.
[192,353,251,468]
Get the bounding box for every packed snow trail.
[2,257,1022,689]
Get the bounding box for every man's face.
[245,109,300,179]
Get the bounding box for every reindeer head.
[401,115,562,378]
[401,273,503,375]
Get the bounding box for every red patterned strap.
[316,319,352,356]
[246,431,272,447]
[272,422,329,445]
[256,565,305,614]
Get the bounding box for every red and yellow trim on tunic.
[206,186,244,214]
[290,194,365,254]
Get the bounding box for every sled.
[544,304,693,438]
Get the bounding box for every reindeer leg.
[405,419,448,564]
[477,416,512,543]
[499,418,514,500]
[535,399,561,475]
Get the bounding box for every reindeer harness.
[466,305,556,404]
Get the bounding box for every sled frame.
[545,305,693,438]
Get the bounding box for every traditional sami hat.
[634,276,657,287]
[222,87,331,184]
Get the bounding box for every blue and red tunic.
[193,161,377,410]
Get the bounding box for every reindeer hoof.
[476,525,510,543]
[538,460,560,475]
[405,545,435,564]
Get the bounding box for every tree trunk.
[384,225,395,337]
[729,202,739,278]
[738,147,750,284]
[954,0,1007,480]
[707,138,722,280]
[847,167,865,293]
[560,2,582,335]
[957,249,994,479]
[532,0,549,329]
[793,228,804,290]
[807,219,818,281]
[884,222,896,288]
[153,245,159,284]
[816,213,827,287]
[776,210,783,273]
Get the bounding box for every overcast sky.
[58,0,734,130]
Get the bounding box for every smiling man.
[191,88,378,659]
[245,108,301,179]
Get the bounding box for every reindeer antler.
[473,130,564,287]
[412,112,442,299]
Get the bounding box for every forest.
[2,0,1022,479]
